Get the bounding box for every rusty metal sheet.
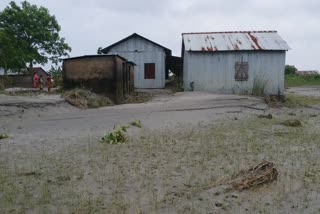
[182,31,291,52]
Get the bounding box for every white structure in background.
[182,31,291,95]
[102,33,172,89]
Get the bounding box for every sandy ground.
[286,86,320,97]
[0,92,267,141]
[0,88,320,213]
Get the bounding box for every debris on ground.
[0,133,9,140]
[229,161,278,190]
[123,92,152,104]
[100,125,129,144]
[19,171,42,177]
[264,95,285,107]
[257,113,273,119]
[64,89,113,109]
[281,119,302,127]
[130,119,142,128]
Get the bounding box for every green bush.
[100,125,129,144]
[0,133,9,140]
[285,65,297,75]
[48,66,62,87]
[285,74,320,87]
[130,120,142,128]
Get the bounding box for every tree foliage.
[0,1,71,72]
[285,65,298,75]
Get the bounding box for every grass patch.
[285,74,320,87]
[281,119,302,127]
[1,114,320,213]
[130,119,142,128]
[123,92,152,104]
[0,133,9,140]
[257,113,273,119]
[252,76,268,96]
[285,94,320,107]
[165,76,184,92]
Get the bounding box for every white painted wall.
[183,51,286,95]
[106,37,166,89]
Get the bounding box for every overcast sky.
[1,0,320,70]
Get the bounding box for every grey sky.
[1,0,320,70]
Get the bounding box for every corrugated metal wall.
[107,37,166,89]
[183,51,286,95]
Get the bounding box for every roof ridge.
[182,31,277,35]
[101,33,172,55]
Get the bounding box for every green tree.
[285,65,298,75]
[0,1,71,72]
[0,30,26,73]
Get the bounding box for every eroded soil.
[0,90,320,213]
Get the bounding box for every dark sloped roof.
[101,33,172,55]
[30,67,48,75]
[63,54,136,65]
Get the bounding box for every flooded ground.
[0,89,320,213]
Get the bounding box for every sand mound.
[64,89,113,109]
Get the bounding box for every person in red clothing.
[47,74,52,92]
[33,72,39,88]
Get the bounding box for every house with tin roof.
[101,33,175,89]
[182,31,290,95]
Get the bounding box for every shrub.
[130,120,142,128]
[48,66,62,87]
[0,133,9,140]
[285,65,297,75]
[100,125,129,144]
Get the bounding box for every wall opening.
[235,62,249,81]
[144,63,155,79]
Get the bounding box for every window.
[144,63,155,79]
[235,62,249,81]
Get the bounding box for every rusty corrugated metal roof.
[182,31,291,52]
